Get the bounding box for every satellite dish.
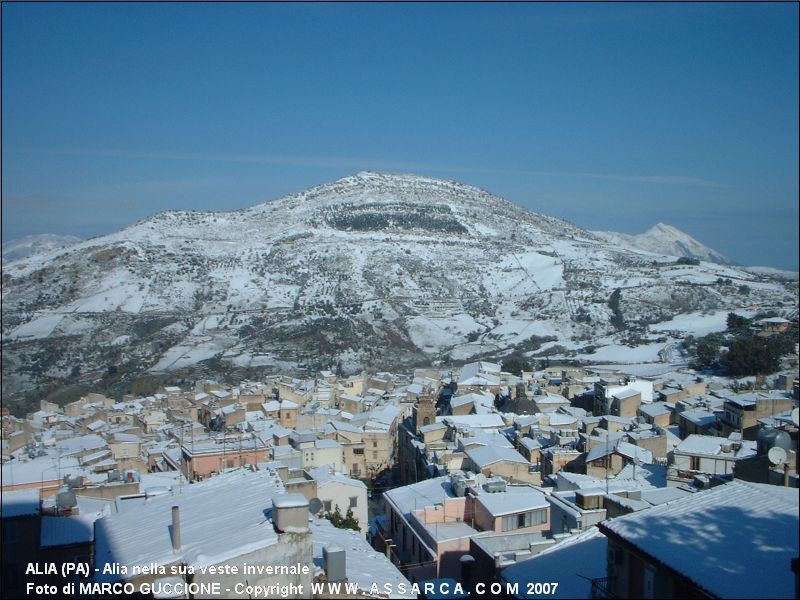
[308,498,323,515]
[791,408,799,427]
[768,446,787,465]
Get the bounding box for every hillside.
[2,172,796,409]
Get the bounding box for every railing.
[590,577,617,599]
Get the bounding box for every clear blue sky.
[3,2,798,269]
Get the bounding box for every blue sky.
[3,3,798,269]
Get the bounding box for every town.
[3,348,798,598]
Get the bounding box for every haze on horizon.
[2,3,798,270]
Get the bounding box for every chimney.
[171,505,181,552]
[460,554,475,592]
[272,493,310,533]
[323,546,346,582]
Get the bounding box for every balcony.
[590,576,617,599]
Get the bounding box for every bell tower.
[414,394,436,434]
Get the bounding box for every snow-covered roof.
[1,487,41,517]
[465,445,528,468]
[93,468,286,581]
[601,481,799,599]
[56,434,107,456]
[40,496,114,548]
[311,466,366,489]
[679,407,717,427]
[639,402,672,417]
[438,414,505,429]
[676,435,756,459]
[501,528,607,598]
[475,486,548,517]
[419,422,447,434]
[2,453,85,487]
[310,518,414,598]
[384,476,454,518]
[450,395,475,408]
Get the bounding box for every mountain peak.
[593,223,729,265]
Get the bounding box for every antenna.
[768,446,787,466]
[309,498,323,515]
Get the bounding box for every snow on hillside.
[1,172,795,405]
[2,234,81,263]
[592,222,729,264]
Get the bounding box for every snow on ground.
[450,341,503,361]
[52,315,98,336]
[225,353,275,368]
[471,222,498,237]
[108,335,131,346]
[150,339,225,371]
[483,252,564,298]
[7,312,65,340]
[407,314,481,351]
[649,310,757,337]
[572,341,666,364]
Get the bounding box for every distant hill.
[592,223,730,265]
[2,233,81,264]
[2,172,794,409]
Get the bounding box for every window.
[323,500,332,512]
[353,448,364,455]
[373,441,378,448]
[690,456,700,471]
[349,496,358,508]
[502,509,548,532]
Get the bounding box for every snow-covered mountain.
[2,172,795,407]
[2,234,81,264]
[592,223,730,265]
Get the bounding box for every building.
[719,392,796,440]
[92,469,314,595]
[598,480,799,599]
[667,434,756,487]
[311,466,369,536]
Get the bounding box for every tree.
[720,336,782,377]
[726,313,751,335]
[324,505,360,532]
[608,288,625,330]
[501,354,531,376]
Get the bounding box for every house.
[178,437,269,480]
[311,466,369,536]
[598,480,799,599]
[677,406,719,438]
[279,399,300,429]
[755,316,792,335]
[501,528,608,599]
[531,392,570,414]
[594,379,654,416]
[467,530,557,585]
[541,446,582,479]
[584,441,653,479]
[667,434,756,487]
[638,401,672,427]
[310,518,414,598]
[92,469,314,595]
[380,473,552,583]
[472,483,550,535]
[718,392,795,440]
[380,475,457,581]
[464,446,536,484]
[547,488,607,535]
